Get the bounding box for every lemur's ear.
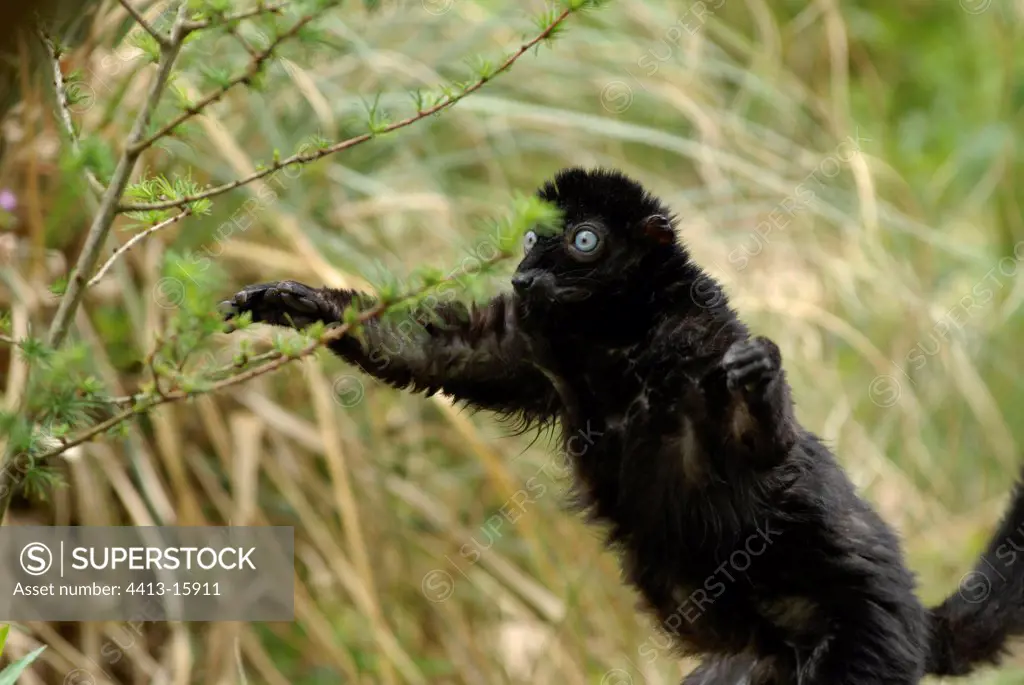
[638,214,675,245]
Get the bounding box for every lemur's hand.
[721,336,782,395]
[220,280,342,330]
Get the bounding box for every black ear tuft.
[638,214,675,245]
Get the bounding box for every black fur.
[222,167,1024,684]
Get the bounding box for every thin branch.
[38,31,106,198]
[130,8,328,155]
[227,27,260,58]
[104,345,298,406]
[180,3,290,32]
[0,334,15,346]
[118,0,171,48]
[117,6,578,213]
[86,209,193,288]
[29,249,513,463]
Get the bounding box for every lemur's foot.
[722,336,781,394]
[220,280,339,330]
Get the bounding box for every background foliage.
[0,0,1023,683]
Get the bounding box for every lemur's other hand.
[220,280,339,330]
[721,336,781,395]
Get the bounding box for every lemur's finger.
[220,282,275,321]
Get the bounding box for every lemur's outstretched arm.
[221,280,561,423]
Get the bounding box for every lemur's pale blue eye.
[573,228,599,253]
[523,230,538,254]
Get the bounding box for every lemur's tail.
[926,471,1024,676]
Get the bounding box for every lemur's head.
[512,167,691,325]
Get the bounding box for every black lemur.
[221,167,1024,684]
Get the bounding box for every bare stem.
[86,209,193,288]
[38,31,106,197]
[117,0,171,48]
[117,7,577,213]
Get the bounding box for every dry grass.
[1,0,1023,683]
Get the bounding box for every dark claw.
[722,337,780,393]
[217,299,237,318]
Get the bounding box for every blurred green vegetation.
[1,0,1023,682]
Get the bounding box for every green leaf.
[131,32,163,64]
[0,624,8,660]
[0,645,47,684]
[48,275,68,296]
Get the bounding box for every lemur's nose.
[511,272,536,294]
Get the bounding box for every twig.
[118,0,171,48]
[38,31,106,198]
[130,8,328,155]
[28,249,510,464]
[227,25,262,58]
[0,334,15,346]
[117,6,578,213]
[101,346,282,406]
[180,3,290,32]
[86,209,193,288]
[227,28,259,58]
